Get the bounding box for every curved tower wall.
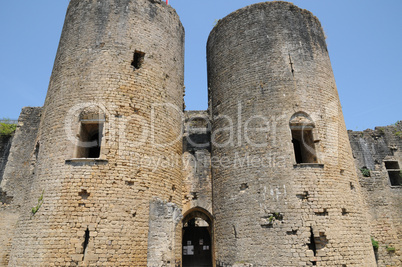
[9,0,184,266]
[207,2,376,266]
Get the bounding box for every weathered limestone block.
[147,198,182,267]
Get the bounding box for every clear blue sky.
[0,0,401,130]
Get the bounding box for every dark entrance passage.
[182,208,213,267]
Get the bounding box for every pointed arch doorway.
[182,207,214,267]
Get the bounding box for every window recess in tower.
[74,111,106,159]
[290,112,318,164]
[384,160,402,186]
[132,50,145,70]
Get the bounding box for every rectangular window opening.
[132,50,145,70]
[75,122,104,159]
[385,161,400,170]
[388,171,402,186]
[384,161,402,186]
[291,129,317,164]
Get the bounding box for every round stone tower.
[9,0,184,266]
[207,2,376,266]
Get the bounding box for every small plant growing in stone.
[386,246,396,253]
[360,167,371,177]
[0,118,17,136]
[371,237,379,250]
[394,130,402,138]
[31,191,44,215]
[268,212,283,223]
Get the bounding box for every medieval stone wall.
[7,0,184,266]
[349,122,402,267]
[0,107,42,266]
[182,111,212,215]
[0,135,12,185]
[207,2,376,266]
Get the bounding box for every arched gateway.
[182,207,214,267]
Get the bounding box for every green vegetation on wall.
[371,237,379,250]
[0,118,17,136]
[31,191,44,216]
[386,246,396,253]
[360,167,371,177]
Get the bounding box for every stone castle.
[0,1,400,266]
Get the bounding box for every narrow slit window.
[76,122,104,159]
[308,227,317,256]
[384,161,402,186]
[34,142,40,160]
[132,50,145,70]
[82,227,90,259]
